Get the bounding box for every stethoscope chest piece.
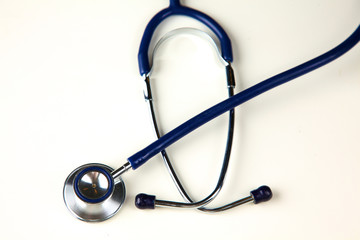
[63,163,125,222]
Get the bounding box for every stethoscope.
[63,0,360,222]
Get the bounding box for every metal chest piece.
[63,163,126,222]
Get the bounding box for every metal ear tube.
[135,186,273,211]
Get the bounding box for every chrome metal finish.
[143,76,152,101]
[154,186,223,209]
[201,195,254,212]
[77,170,110,200]
[226,62,235,88]
[111,161,132,179]
[63,163,126,222]
[154,190,254,212]
[145,93,192,201]
[147,86,235,211]
[143,28,242,212]
[154,194,254,210]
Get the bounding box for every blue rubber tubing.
[138,1,233,76]
[129,24,360,169]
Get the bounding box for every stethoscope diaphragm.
[63,163,125,222]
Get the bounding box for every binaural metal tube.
[143,60,239,211]
[155,195,254,210]
[202,196,254,212]
[135,185,272,210]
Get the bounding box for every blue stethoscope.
[63,0,360,222]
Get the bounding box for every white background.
[0,0,359,239]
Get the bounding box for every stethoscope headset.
[63,0,360,222]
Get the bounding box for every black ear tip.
[250,185,272,204]
[135,193,156,209]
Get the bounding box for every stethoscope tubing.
[128,24,360,170]
[63,0,360,221]
[138,0,233,76]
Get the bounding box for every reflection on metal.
[63,163,126,222]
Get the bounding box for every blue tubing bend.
[138,2,233,76]
[129,24,360,169]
